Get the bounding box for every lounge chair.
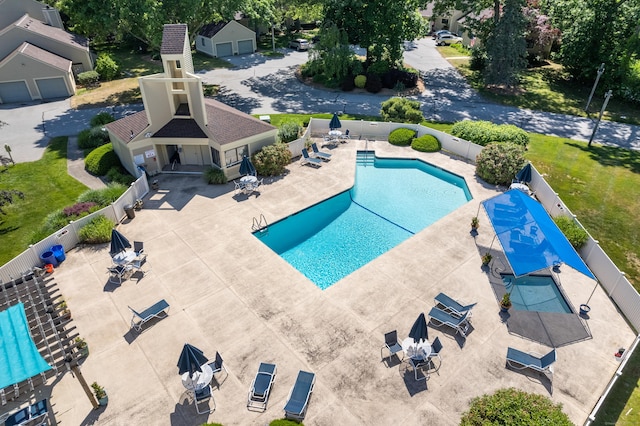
[284,370,315,420]
[247,362,277,411]
[128,299,170,332]
[427,306,471,339]
[311,143,331,161]
[107,264,131,284]
[434,292,477,318]
[194,384,215,414]
[506,347,556,377]
[380,330,404,363]
[4,399,48,426]
[301,149,322,167]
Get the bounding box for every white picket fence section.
[0,175,149,283]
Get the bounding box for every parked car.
[436,34,463,46]
[432,30,451,40]
[289,39,310,50]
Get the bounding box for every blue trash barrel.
[51,245,65,263]
[40,251,58,267]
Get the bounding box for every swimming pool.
[502,274,573,314]
[255,152,471,289]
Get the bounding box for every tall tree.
[484,0,527,86]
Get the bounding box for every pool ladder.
[252,214,268,235]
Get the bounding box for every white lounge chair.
[427,306,472,339]
[128,299,170,332]
[311,143,331,161]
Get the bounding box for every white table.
[181,363,213,391]
[510,182,531,195]
[240,175,257,185]
[112,250,135,265]
[328,130,342,137]
[402,337,432,361]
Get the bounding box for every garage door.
[36,78,69,99]
[0,81,31,103]
[238,40,253,55]
[216,42,233,57]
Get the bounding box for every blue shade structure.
[239,155,256,176]
[0,303,52,389]
[515,163,532,183]
[482,189,595,279]
[177,343,208,375]
[408,312,428,343]
[109,228,131,256]
[329,113,341,130]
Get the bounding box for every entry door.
[183,146,205,165]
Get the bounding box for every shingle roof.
[160,24,187,55]
[11,14,88,50]
[105,111,149,143]
[154,119,207,138]
[0,42,70,71]
[198,22,227,38]
[204,98,276,145]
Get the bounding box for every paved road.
[1,37,639,165]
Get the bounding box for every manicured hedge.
[253,142,291,176]
[279,121,302,143]
[412,134,441,152]
[388,128,416,146]
[452,120,529,147]
[475,142,526,185]
[85,144,121,176]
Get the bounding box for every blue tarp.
[0,303,52,389]
[482,190,595,279]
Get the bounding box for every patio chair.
[506,347,556,378]
[133,241,144,256]
[427,306,471,339]
[434,292,477,318]
[194,384,215,414]
[130,252,150,280]
[301,149,322,167]
[380,330,404,363]
[247,362,277,411]
[107,264,131,284]
[207,352,229,386]
[284,370,315,420]
[128,299,170,332]
[409,356,429,381]
[311,143,331,161]
[426,337,443,373]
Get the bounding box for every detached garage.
[0,42,74,104]
[196,21,256,58]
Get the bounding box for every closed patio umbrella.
[515,163,532,183]
[239,155,256,176]
[408,313,428,344]
[109,229,131,257]
[329,112,342,130]
[177,343,209,388]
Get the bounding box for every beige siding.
[0,53,72,98]
[109,135,137,176]
[195,35,214,57]
[139,77,173,131]
[211,21,256,55]
[185,76,206,126]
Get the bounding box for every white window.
[225,145,248,166]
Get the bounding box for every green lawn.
[0,137,87,264]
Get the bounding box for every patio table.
[181,363,213,391]
[112,250,136,265]
[401,337,432,361]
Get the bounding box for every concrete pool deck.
[40,140,634,425]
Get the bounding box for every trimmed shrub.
[203,166,227,184]
[95,54,119,81]
[78,215,115,244]
[470,48,487,71]
[475,142,526,185]
[365,73,383,93]
[412,134,441,152]
[278,121,302,143]
[105,167,135,185]
[85,144,121,176]
[380,97,423,123]
[253,142,291,176]
[269,420,303,426]
[78,126,110,150]
[388,128,416,146]
[90,112,115,127]
[554,215,589,249]
[366,60,391,76]
[354,74,366,88]
[452,120,529,147]
[460,388,572,425]
[77,71,99,87]
[341,74,355,91]
[78,184,127,206]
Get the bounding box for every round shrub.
[203,166,227,184]
[78,215,115,244]
[85,143,121,176]
[412,134,441,152]
[554,215,589,249]
[78,126,110,150]
[77,70,99,87]
[452,120,529,147]
[381,97,423,123]
[460,387,572,426]
[354,74,366,88]
[253,142,291,176]
[388,128,416,146]
[475,142,526,186]
[365,73,383,93]
[95,53,119,81]
[341,74,355,91]
[278,121,302,143]
[78,184,127,206]
[90,112,115,127]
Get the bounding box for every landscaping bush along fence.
[0,175,149,282]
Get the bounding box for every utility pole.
[585,63,605,113]
[588,89,613,147]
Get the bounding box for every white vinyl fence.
[0,175,149,283]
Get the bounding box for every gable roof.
[3,14,89,51]
[154,119,207,138]
[198,22,227,38]
[160,24,187,55]
[105,111,149,143]
[0,42,71,71]
[204,98,275,145]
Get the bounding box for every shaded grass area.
[0,137,87,264]
[260,113,381,127]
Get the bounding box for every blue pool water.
[255,153,472,289]
[502,274,573,313]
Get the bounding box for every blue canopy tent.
[0,303,52,389]
[482,190,595,280]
